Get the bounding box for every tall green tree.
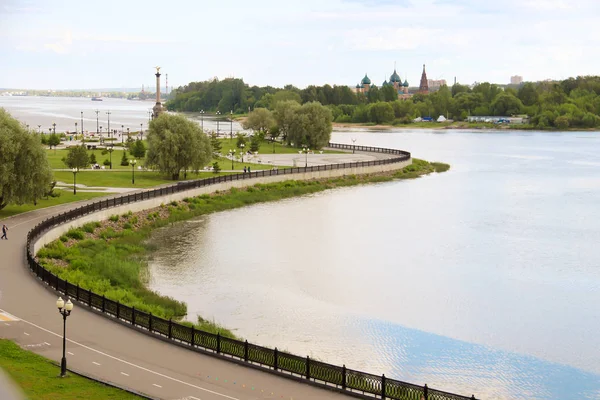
[47,133,61,151]
[209,132,222,154]
[62,145,89,170]
[369,102,395,124]
[286,102,333,149]
[274,100,301,141]
[146,113,211,180]
[243,108,274,133]
[0,109,53,210]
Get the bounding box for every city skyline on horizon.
[1,0,598,91]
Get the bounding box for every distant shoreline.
[331,121,600,132]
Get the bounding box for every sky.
[1,0,599,90]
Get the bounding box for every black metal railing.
[25,143,476,400]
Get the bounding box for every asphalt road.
[0,198,354,400]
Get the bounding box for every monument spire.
[152,67,164,119]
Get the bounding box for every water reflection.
[148,129,600,399]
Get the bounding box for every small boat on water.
[91,96,103,101]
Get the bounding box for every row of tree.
[167,76,600,129]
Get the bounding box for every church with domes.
[354,64,429,100]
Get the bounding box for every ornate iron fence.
[25,143,477,400]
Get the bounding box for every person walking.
[243,166,247,173]
[1,224,7,240]
[247,166,251,173]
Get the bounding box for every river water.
[3,97,600,399]
[147,129,600,399]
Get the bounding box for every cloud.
[79,34,174,44]
[44,30,73,54]
[345,27,468,51]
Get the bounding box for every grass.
[46,148,142,170]
[53,171,174,188]
[216,138,344,155]
[38,159,448,341]
[0,339,142,399]
[0,192,109,219]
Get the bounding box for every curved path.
[0,197,354,399]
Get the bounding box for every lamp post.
[106,111,111,141]
[80,111,84,144]
[107,144,114,169]
[127,127,130,142]
[239,143,245,163]
[140,123,143,140]
[56,297,74,377]
[95,109,99,136]
[37,124,41,133]
[228,149,235,170]
[74,122,78,137]
[230,110,233,140]
[72,168,78,194]
[52,122,56,134]
[99,126,103,144]
[121,125,124,144]
[129,159,137,184]
[148,110,152,122]
[200,110,204,131]
[216,111,221,136]
[302,146,310,168]
[351,138,356,154]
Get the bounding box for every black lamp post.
[37,124,41,133]
[52,122,56,134]
[106,111,111,141]
[200,110,204,130]
[127,127,130,142]
[140,123,143,140]
[216,111,221,136]
[121,125,124,144]
[302,146,310,168]
[230,110,233,139]
[129,159,137,184]
[81,111,84,144]
[95,110,99,136]
[56,297,74,377]
[351,138,356,154]
[75,122,78,138]
[99,126,103,144]
[239,143,245,163]
[72,168,78,194]
[228,149,235,170]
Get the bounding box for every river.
[147,129,600,400]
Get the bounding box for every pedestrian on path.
[1,224,7,240]
[247,166,251,173]
[243,166,247,173]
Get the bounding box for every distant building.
[354,68,410,99]
[355,74,372,94]
[510,75,523,85]
[427,79,447,89]
[418,65,429,94]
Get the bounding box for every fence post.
[102,295,105,313]
[149,313,153,332]
[191,326,195,347]
[76,284,80,301]
[274,348,278,371]
[342,364,346,390]
[55,274,59,291]
[216,332,221,354]
[132,307,136,326]
[244,340,249,362]
[168,318,172,339]
[424,383,428,400]
[471,396,476,400]
[116,301,120,319]
[306,356,311,380]
[382,374,386,399]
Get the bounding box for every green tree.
[287,102,333,149]
[243,108,274,133]
[62,145,89,170]
[368,102,395,124]
[273,100,301,141]
[554,115,570,130]
[146,113,212,180]
[89,153,97,164]
[0,109,53,210]
[235,133,248,149]
[120,150,129,166]
[209,132,222,154]
[380,85,397,102]
[131,140,146,158]
[249,134,262,152]
[518,82,539,106]
[490,93,524,116]
[47,133,61,151]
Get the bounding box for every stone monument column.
[152,66,164,119]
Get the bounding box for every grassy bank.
[0,339,142,399]
[215,137,344,155]
[38,159,449,340]
[0,192,109,220]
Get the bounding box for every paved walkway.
[0,195,353,399]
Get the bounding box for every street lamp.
[72,168,78,195]
[81,111,84,144]
[107,144,114,169]
[302,146,310,168]
[99,126,103,143]
[200,110,204,131]
[52,122,56,134]
[228,149,236,170]
[95,109,99,136]
[56,296,74,377]
[37,124,41,133]
[239,143,245,163]
[75,122,78,137]
[140,123,143,140]
[216,111,221,135]
[351,138,356,154]
[127,127,130,141]
[121,125,124,144]
[129,159,137,184]
[230,110,233,140]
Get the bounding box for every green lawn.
[0,192,109,219]
[46,148,143,170]
[0,339,142,399]
[216,138,343,154]
[53,171,173,188]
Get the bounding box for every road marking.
[92,361,101,366]
[15,314,241,400]
[23,332,29,336]
[44,342,51,346]
[121,372,130,377]
[0,311,19,322]
[67,351,74,355]
[153,384,162,388]
[4,323,10,326]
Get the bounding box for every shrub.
[65,229,84,240]
[103,159,111,166]
[60,235,68,242]
[82,221,101,233]
[123,222,132,229]
[109,215,119,222]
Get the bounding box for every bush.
[109,215,119,222]
[212,162,221,173]
[103,159,111,166]
[82,222,101,233]
[65,229,84,240]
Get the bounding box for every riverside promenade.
[0,147,407,400]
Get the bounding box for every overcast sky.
[1,0,598,90]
